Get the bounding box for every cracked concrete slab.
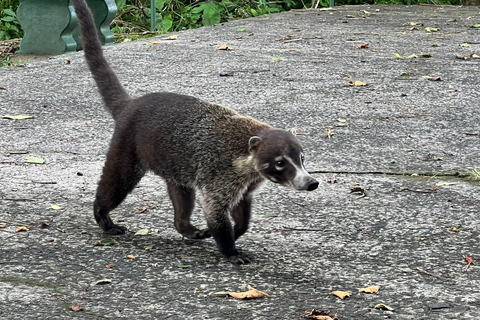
[0,4,479,320]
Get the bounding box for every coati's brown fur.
[72,0,318,264]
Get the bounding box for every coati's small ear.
[289,128,297,136]
[248,136,262,152]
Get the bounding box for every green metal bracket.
[151,0,156,31]
[17,0,117,55]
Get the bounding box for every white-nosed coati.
[72,0,319,264]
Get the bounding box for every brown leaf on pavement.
[213,285,270,299]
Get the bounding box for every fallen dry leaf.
[356,43,369,49]
[324,127,334,139]
[218,44,233,51]
[15,226,29,232]
[330,290,351,299]
[149,40,161,44]
[427,77,443,81]
[213,285,270,299]
[71,304,84,312]
[374,303,394,311]
[344,81,367,87]
[106,264,115,268]
[161,35,178,40]
[303,308,338,320]
[359,285,380,293]
[134,207,148,214]
[463,255,476,271]
[127,255,136,260]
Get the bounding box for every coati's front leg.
[231,194,252,240]
[167,183,211,239]
[202,190,251,264]
[94,139,146,235]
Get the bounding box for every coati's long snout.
[72,0,318,265]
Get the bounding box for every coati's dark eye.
[276,160,285,167]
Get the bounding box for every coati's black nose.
[307,180,319,191]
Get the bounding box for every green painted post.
[17,0,117,55]
[73,0,117,49]
[151,0,156,31]
[329,0,334,7]
[17,0,76,54]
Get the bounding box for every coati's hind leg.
[167,183,211,239]
[94,144,146,235]
[231,194,252,240]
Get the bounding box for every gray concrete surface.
[0,4,479,319]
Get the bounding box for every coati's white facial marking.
[268,176,278,182]
[284,154,314,190]
[257,163,270,170]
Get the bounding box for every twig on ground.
[416,267,450,281]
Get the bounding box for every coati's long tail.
[72,0,130,119]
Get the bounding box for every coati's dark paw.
[104,224,127,235]
[194,229,211,239]
[228,253,252,265]
[179,226,211,239]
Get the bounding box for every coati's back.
[125,92,271,186]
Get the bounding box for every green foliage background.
[0,0,470,41]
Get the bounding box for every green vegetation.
[0,0,473,42]
[466,169,480,181]
[0,7,22,40]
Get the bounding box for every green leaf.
[338,118,347,123]
[95,238,116,246]
[262,213,278,218]
[50,204,65,210]
[155,0,168,11]
[135,229,150,235]
[393,52,402,59]
[471,24,480,28]
[162,13,173,32]
[1,16,15,22]
[25,156,45,164]
[199,2,221,26]
[2,9,16,17]
[3,114,33,120]
[145,246,153,250]
[237,28,246,32]
[460,43,469,47]
[348,36,359,41]
[178,264,191,268]
[115,0,126,9]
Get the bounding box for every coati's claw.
[104,225,127,235]
[228,254,252,265]
[196,229,212,239]
[183,228,211,239]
